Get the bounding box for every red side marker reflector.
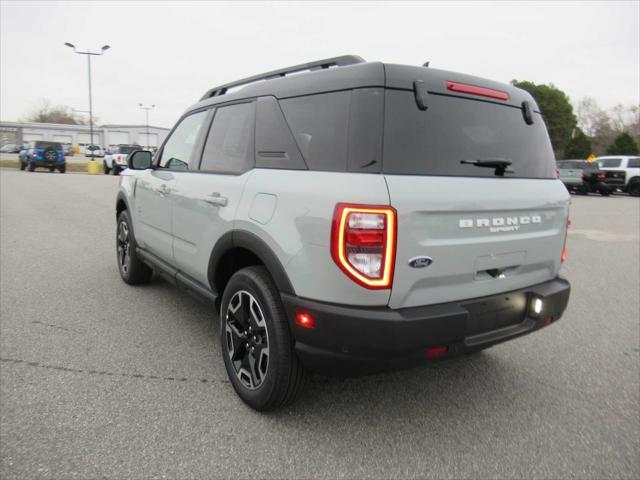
[426,345,448,358]
[295,313,315,328]
[446,81,510,101]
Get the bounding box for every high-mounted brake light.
[331,204,397,289]
[446,81,510,101]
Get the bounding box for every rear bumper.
[282,277,570,376]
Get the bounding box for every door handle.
[157,184,171,196]
[204,192,228,207]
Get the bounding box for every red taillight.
[445,81,510,101]
[31,152,37,157]
[331,203,397,289]
[426,346,448,358]
[295,313,315,328]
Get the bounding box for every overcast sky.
[1,1,638,128]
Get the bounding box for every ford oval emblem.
[408,256,433,268]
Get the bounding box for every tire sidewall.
[116,211,135,282]
[219,269,289,409]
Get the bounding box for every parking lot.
[0,169,638,479]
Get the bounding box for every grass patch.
[0,160,91,173]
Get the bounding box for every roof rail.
[199,55,365,101]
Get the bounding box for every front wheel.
[116,210,152,285]
[220,266,306,411]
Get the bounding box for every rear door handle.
[204,192,228,207]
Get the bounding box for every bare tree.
[22,99,86,125]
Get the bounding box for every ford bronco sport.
[116,56,571,411]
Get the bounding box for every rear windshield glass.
[34,141,62,150]
[117,145,140,154]
[598,158,622,168]
[382,91,556,178]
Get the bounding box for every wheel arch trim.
[208,230,296,296]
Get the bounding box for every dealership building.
[0,121,170,151]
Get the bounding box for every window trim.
[196,99,256,176]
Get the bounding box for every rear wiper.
[460,158,514,177]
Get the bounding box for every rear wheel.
[628,181,640,197]
[19,161,26,171]
[28,161,36,172]
[112,165,119,175]
[220,266,306,411]
[58,164,66,174]
[116,210,152,285]
[103,162,110,174]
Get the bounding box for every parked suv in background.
[103,144,142,175]
[24,141,66,173]
[116,56,571,410]
[86,144,105,158]
[556,159,611,195]
[596,156,640,196]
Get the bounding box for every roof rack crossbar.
[199,55,365,101]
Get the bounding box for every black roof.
[188,55,538,114]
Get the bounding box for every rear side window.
[598,158,622,168]
[200,102,254,174]
[627,157,640,168]
[280,91,350,171]
[383,90,556,178]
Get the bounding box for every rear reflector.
[295,313,315,328]
[446,81,510,101]
[426,346,448,358]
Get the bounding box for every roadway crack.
[0,357,227,385]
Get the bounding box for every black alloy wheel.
[117,219,131,277]
[224,290,270,390]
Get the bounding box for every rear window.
[382,91,556,178]
[116,145,140,154]
[34,141,62,150]
[598,158,622,168]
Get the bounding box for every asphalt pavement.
[1,168,638,479]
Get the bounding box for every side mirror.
[127,150,153,170]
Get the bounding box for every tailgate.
[559,168,582,184]
[386,176,570,309]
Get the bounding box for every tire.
[220,266,306,411]
[19,161,26,171]
[599,189,610,196]
[116,210,152,285]
[48,167,55,173]
[628,181,640,197]
[103,162,110,174]
[112,165,119,176]
[58,164,66,174]
[28,161,36,172]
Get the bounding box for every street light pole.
[139,104,155,149]
[64,42,110,159]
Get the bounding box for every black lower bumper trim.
[281,277,570,376]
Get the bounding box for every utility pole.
[139,104,155,149]
[64,42,110,159]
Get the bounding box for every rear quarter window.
[598,158,622,168]
[382,90,556,178]
[280,91,350,172]
[627,157,640,168]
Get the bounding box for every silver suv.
[116,56,571,410]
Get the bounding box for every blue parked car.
[23,141,66,173]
